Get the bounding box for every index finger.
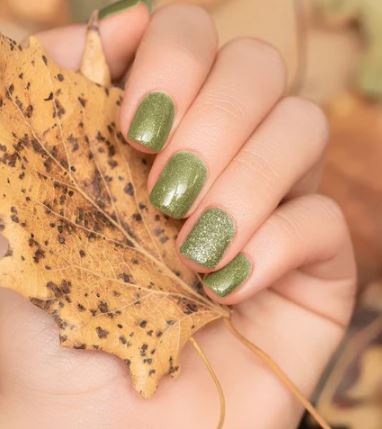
[35,0,151,79]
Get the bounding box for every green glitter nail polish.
[99,0,152,20]
[127,92,175,152]
[150,152,207,219]
[204,254,251,297]
[180,208,235,268]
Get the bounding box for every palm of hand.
[0,263,354,429]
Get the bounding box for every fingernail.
[204,254,251,297]
[99,0,152,20]
[127,92,175,152]
[150,152,207,219]
[180,208,235,268]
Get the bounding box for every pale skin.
[0,3,356,429]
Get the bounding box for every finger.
[120,4,218,153]
[35,0,151,79]
[177,97,328,272]
[203,194,356,319]
[148,38,286,219]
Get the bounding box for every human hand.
[0,2,356,428]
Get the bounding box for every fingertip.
[35,2,150,79]
[202,254,253,304]
[100,2,151,78]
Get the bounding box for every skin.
[0,3,356,429]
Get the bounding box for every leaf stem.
[224,318,331,429]
[189,337,225,429]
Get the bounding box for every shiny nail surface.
[99,0,152,19]
[204,254,251,297]
[150,152,207,219]
[180,208,235,268]
[127,92,174,152]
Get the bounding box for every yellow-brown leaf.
[0,33,226,398]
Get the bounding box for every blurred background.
[1,0,381,427]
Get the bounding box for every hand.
[0,2,356,428]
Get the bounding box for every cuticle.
[168,149,209,179]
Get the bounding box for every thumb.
[35,0,151,79]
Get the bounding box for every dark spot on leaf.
[96,326,109,339]
[78,96,87,107]
[119,335,128,345]
[140,344,148,356]
[33,248,45,263]
[123,182,134,196]
[98,301,109,313]
[74,344,87,350]
[77,303,86,312]
[30,297,52,310]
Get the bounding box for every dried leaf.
[0,33,226,398]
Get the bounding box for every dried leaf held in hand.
[0,33,226,398]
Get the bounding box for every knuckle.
[157,3,216,34]
[154,4,217,60]
[234,148,281,200]
[271,210,301,241]
[279,97,329,148]
[200,89,248,122]
[221,37,286,89]
[314,194,345,221]
[312,194,349,241]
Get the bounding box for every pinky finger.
[203,195,356,318]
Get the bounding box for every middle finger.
[148,38,286,219]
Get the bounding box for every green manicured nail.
[99,0,152,20]
[180,208,235,268]
[127,92,175,152]
[150,152,207,219]
[204,254,251,297]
